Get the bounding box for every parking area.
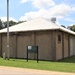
[0,66,75,75]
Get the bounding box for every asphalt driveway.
[0,66,75,75]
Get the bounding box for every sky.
[0,0,75,26]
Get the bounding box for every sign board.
[27,46,38,53]
[27,46,38,63]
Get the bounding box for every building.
[0,18,75,60]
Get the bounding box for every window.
[58,35,61,42]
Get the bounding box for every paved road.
[0,66,75,75]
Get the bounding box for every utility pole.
[7,0,10,60]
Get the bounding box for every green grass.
[0,56,75,73]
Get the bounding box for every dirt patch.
[0,66,75,75]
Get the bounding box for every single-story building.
[0,18,75,60]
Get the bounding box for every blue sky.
[0,0,75,26]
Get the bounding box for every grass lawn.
[0,56,75,73]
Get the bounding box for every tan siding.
[56,31,70,60]
[64,33,68,58]
[35,31,53,60]
[1,34,17,58]
[0,35,2,56]
[1,30,74,61]
[74,36,75,55]
[31,32,35,45]
[56,31,62,60]
[70,35,75,56]
[2,34,7,57]
[51,31,56,60]
[73,36,75,55]
[17,33,32,58]
[9,35,17,58]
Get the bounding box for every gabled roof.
[0,18,75,35]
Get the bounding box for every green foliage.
[4,20,17,28]
[17,21,26,24]
[0,19,3,29]
[0,20,26,30]
[9,20,17,26]
[61,25,66,28]
[70,25,75,32]
[0,56,75,73]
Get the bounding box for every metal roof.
[0,18,75,35]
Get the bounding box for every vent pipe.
[51,17,56,23]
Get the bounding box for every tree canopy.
[70,25,75,32]
[61,25,66,28]
[0,20,26,30]
[0,19,3,29]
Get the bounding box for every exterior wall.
[56,31,69,60]
[1,33,17,58]
[70,35,75,56]
[16,32,32,58]
[74,36,75,55]
[51,31,56,60]
[64,33,69,58]
[2,34,7,57]
[56,31,62,60]
[9,35,17,58]
[16,31,56,60]
[35,31,56,60]
[0,30,75,61]
[0,34,2,56]
[73,36,75,55]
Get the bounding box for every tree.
[4,20,17,28]
[0,20,26,29]
[61,25,66,28]
[70,25,75,32]
[17,21,26,24]
[0,19,3,29]
[9,20,17,26]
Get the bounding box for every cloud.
[20,0,55,9]
[56,16,64,19]
[0,17,18,22]
[20,0,75,26]
[20,9,48,21]
[72,7,75,11]
[20,4,74,21]
[49,4,71,16]
[20,0,28,3]
[31,0,55,9]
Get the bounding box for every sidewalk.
[0,66,75,75]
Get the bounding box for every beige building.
[0,18,75,60]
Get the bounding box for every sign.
[28,46,32,50]
[27,46,38,53]
[27,46,38,63]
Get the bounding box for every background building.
[0,18,75,60]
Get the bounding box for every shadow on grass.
[4,56,75,63]
[10,59,27,62]
[9,58,38,63]
[57,56,75,63]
